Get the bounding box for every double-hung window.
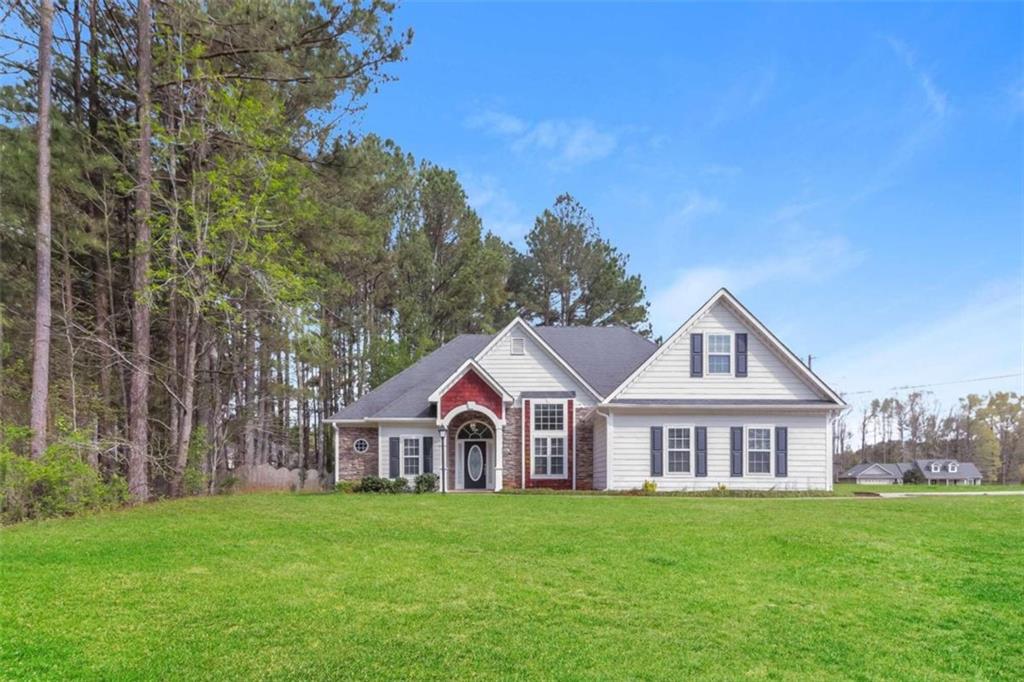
[533,402,566,477]
[402,437,421,477]
[707,334,732,374]
[747,427,772,474]
[666,426,692,473]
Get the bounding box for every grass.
[2,493,1022,680]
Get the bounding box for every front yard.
[2,492,1022,680]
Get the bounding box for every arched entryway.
[440,406,504,491]
[456,420,494,490]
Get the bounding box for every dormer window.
[930,463,940,473]
[510,337,525,356]
[707,334,732,374]
[948,463,958,473]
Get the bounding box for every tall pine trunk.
[29,0,55,460]
[128,0,153,501]
[171,309,199,495]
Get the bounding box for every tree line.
[833,391,1022,483]
[0,1,650,503]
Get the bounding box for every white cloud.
[461,172,531,241]
[649,235,859,339]
[818,280,1023,412]
[707,60,778,128]
[661,192,722,230]
[885,36,949,119]
[465,110,528,136]
[466,110,618,168]
[700,164,742,178]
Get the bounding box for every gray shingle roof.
[330,334,492,420]
[532,326,657,396]
[611,399,834,406]
[915,459,983,481]
[840,463,904,479]
[329,324,657,421]
[840,460,982,482]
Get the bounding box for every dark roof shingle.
[330,324,657,420]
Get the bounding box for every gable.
[613,297,831,402]
[476,323,598,405]
[439,368,504,419]
[860,463,899,478]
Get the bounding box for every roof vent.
[511,337,525,356]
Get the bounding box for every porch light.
[437,425,448,494]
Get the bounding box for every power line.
[842,372,1023,397]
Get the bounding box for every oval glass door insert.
[467,445,483,481]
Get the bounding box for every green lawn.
[2,493,1022,680]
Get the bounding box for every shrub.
[389,477,409,493]
[336,480,358,494]
[216,475,239,495]
[414,472,438,494]
[641,479,658,494]
[903,468,925,484]
[359,475,391,493]
[0,442,129,524]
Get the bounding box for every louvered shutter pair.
[690,332,747,377]
[649,427,707,477]
[388,436,433,477]
[652,426,786,478]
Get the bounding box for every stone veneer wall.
[502,407,522,488]
[336,426,379,481]
[574,407,595,490]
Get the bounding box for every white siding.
[378,426,440,479]
[609,411,830,491]
[477,327,596,406]
[616,301,822,401]
[592,413,607,490]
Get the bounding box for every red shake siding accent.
[440,369,503,420]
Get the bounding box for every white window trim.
[532,399,568,479]
[400,435,422,478]
[664,424,694,476]
[510,337,525,356]
[948,463,958,473]
[353,438,370,454]
[930,463,940,473]
[705,332,734,376]
[744,424,774,477]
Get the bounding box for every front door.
[463,441,487,489]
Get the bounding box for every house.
[839,459,983,485]
[327,288,846,492]
[837,462,912,484]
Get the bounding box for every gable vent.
[510,337,525,355]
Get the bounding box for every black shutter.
[695,427,707,477]
[650,426,663,477]
[690,334,703,377]
[775,427,788,477]
[730,427,743,477]
[388,437,400,478]
[735,333,748,377]
[422,436,433,474]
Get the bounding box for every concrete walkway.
[856,490,1024,498]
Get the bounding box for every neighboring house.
[839,459,983,485]
[838,462,912,484]
[327,288,846,492]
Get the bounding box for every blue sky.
[354,2,1023,412]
